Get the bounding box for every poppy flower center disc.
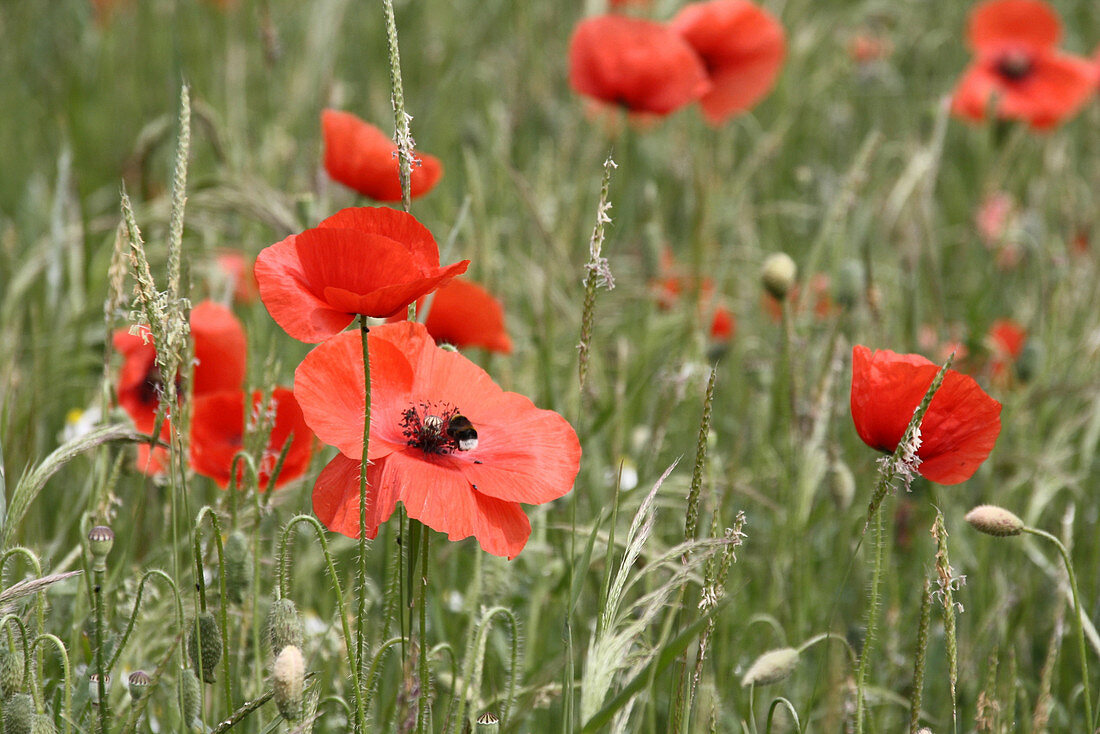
[401,401,479,455]
[995,49,1033,80]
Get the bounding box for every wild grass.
[1,0,1099,731]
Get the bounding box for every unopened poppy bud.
[761,253,797,300]
[88,673,110,705]
[265,598,304,658]
[87,526,115,572]
[187,612,222,683]
[29,715,57,734]
[5,693,33,734]
[741,647,800,687]
[128,670,151,699]
[0,630,25,698]
[272,645,305,721]
[1015,340,1042,383]
[965,505,1024,537]
[476,712,500,732]
[180,669,201,727]
[834,260,864,309]
[223,531,252,605]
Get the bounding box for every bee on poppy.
[446,414,478,451]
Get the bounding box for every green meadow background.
[1,0,1099,730]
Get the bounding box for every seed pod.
[29,715,57,734]
[265,598,304,658]
[180,669,201,728]
[223,531,253,606]
[187,612,222,683]
[272,645,305,720]
[741,647,800,687]
[128,670,152,700]
[88,673,111,705]
[4,693,33,734]
[476,712,500,733]
[87,526,115,573]
[0,629,25,698]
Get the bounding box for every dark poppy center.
[995,50,1033,81]
[400,401,478,454]
[139,364,183,408]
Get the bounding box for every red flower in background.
[255,206,469,343]
[950,0,1095,129]
[215,251,259,304]
[671,0,786,125]
[190,388,314,489]
[389,278,513,354]
[322,110,443,203]
[569,15,711,115]
[987,318,1027,382]
[114,301,247,434]
[850,346,1002,484]
[654,251,736,342]
[295,321,580,558]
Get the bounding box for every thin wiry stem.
[356,315,372,734]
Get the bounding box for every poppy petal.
[968,0,1060,54]
[254,235,357,343]
[319,205,442,272]
[395,279,513,354]
[190,301,248,395]
[321,260,470,319]
[322,110,443,203]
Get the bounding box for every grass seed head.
[965,505,1024,537]
[741,647,800,687]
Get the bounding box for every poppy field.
[2,0,1100,731]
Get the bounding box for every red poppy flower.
[987,318,1027,382]
[113,300,247,435]
[254,206,469,343]
[850,345,1002,485]
[214,251,259,304]
[653,251,735,341]
[671,0,786,125]
[569,15,711,115]
[295,321,581,558]
[388,278,513,354]
[321,110,443,203]
[950,0,1096,129]
[709,305,735,342]
[190,388,315,489]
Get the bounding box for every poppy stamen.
[994,49,1033,81]
[401,402,476,454]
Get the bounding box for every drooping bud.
[272,645,305,721]
[965,505,1024,537]
[128,670,151,699]
[4,693,33,734]
[0,628,25,698]
[187,612,222,683]
[265,598,304,658]
[223,531,253,606]
[87,526,115,573]
[761,253,797,301]
[476,711,500,732]
[29,715,57,734]
[180,669,201,728]
[741,647,800,687]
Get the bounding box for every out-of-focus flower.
[388,278,513,354]
[214,251,259,304]
[654,251,736,342]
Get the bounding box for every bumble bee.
[446,414,478,451]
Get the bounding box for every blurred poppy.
[295,321,581,558]
[114,300,247,435]
[762,273,834,321]
[654,251,736,341]
[569,15,711,115]
[850,345,1002,484]
[847,32,892,65]
[987,318,1027,382]
[951,0,1095,129]
[214,251,259,304]
[190,388,315,489]
[389,278,513,354]
[671,0,786,124]
[322,110,443,203]
[255,206,469,343]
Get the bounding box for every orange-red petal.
[967,0,1060,54]
[850,345,1002,485]
[322,109,443,202]
[569,14,711,115]
[391,279,513,354]
[671,0,785,124]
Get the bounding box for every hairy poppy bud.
[965,505,1024,537]
[180,669,201,727]
[761,253,797,300]
[223,531,252,605]
[265,598,304,658]
[4,693,33,734]
[128,670,151,699]
[741,647,800,687]
[88,673,110,705]
[1015,340,1042,383]
[87,526,115,573]
[0,630,25,698]
[29,715,57,734]
[187,612,222,683]
[476,712,500,732]
[272,645,305,721]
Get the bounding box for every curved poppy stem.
[356,315,372,734]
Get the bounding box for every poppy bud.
[4,693,33,734]
[476,712,500,732]
[187,612,222,683]
[223,531,252,605]
[180,669,201,727]
[965,505,1024,537]
[128,670,151,699]
[833,259,864,309]
[29,715,57,734]
[272,645,305,721]
[0,630,25,698]
[87,526,115,573]
[761,253,797,300]
[88,673,110,705]
[741,647,800,687]
[1015,340,1042,383]
[265,598,304,658]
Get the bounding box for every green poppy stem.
[355,315,372,734]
